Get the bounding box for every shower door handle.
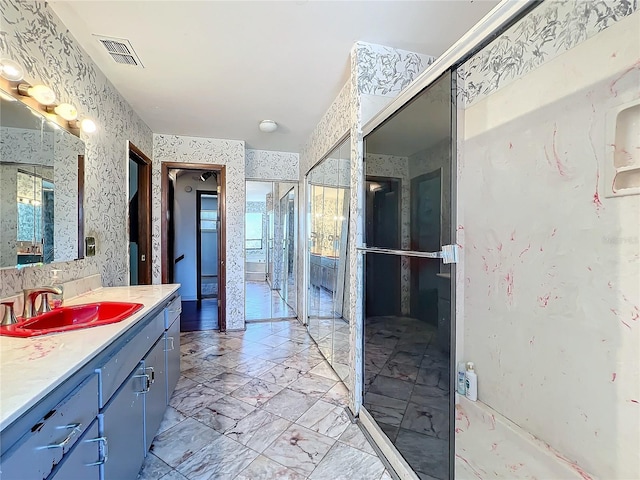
[356,245,459,264]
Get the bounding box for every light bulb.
[18,83,56,105]
[29,84,56,105]
[0,59,24,81]
[80,118,97,133]
[54,103,78,121]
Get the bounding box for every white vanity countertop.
[0,284,180,431]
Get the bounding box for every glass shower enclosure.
[361,71,455,479]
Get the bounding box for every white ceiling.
[49,1,499,153]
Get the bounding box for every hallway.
[138,320,391,480]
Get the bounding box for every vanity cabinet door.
[100,363,145,480]
[49,419,101,480]
[143,338,166,451]
[165,315,181,405]
[0,374,98,480]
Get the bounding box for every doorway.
[365,177,401,317]
[161,163,226,331]
[128,142,152,285]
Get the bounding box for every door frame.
[161,162,226,331]
[128,142,152,285]
[196,190,219,301]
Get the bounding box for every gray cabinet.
[100,363,146,480]
[50,420,103,480]
[143,338,167,451]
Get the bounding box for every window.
[201,209,217,231]
[245,212,263,249]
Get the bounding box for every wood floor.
[180,300,219,332]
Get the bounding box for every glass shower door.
[362,71,455,479]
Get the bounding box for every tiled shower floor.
[138,320,392,480]
[364,316,450,480]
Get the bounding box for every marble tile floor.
[138,319,392,480]
[245,281,296,321]
[363,316,451,480]
[307,285,336,319]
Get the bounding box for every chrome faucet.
[1,301,17,326]
[23,287,63,320]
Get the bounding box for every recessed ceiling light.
[259,120,278,133]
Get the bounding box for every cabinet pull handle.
[133,373,151,394]
[165,336,175,352]
[42,423,82,449]
[145,366,155,383]
[85,436,108,466]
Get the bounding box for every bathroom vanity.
[0,284,181,480]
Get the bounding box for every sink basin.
[0,302,144,337]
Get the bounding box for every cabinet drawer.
[164,295,181,329]
[49,419,102,480]
[96,311,164,408]
[0,374,98,480]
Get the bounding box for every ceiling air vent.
[94,35,144,67]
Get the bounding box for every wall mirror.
[306,137,351,386]
[0,93,84,268]
[244,180,298,321]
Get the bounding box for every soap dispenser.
[465,362,478,402]
[49,269,64,309]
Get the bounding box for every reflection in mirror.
[0,94,84,268]
[244,180,298,321]
[306,137,351,385]
[363,72,453,479]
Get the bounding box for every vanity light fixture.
[259,119,278,133]
[0,59,24,82]
[0,90,16,102]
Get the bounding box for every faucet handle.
[1,301,17,326]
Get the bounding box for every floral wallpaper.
[152,134,246,331]
[0,0,153,298]
[355,41,435,97]
[0,126,54,166]
[53,129,83,263]
[245,149,299,181]
[459,0,638,106]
